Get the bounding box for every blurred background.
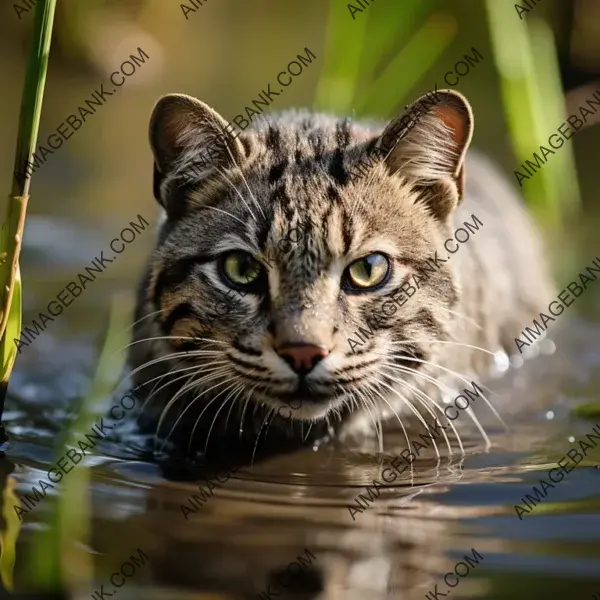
[1,0,600,286]
[1,0,600,598]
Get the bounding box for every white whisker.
[380,363,465,452]
[158,371,237,452]
[435,306,484,330]
[215,126,266,221]
[140,361,229,415]
[374,378,441,461]
[126,307,170,331]
[364,383,413,478]
[388,357,507,430]
[388,339,495,356]
[379,371,454,456]
[381,359,456,396]
[113,348,223,394]
[212,164,258,223]
[183,378,242,450]
[382,363,499,449]
[156,367,231,449]
[251,407,274,466]
[355,386,383,454]
[223,384,247,433]
[200,205,249,227]
[387,352,496,397]
[203,382,246,453]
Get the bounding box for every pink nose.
[276,344,329,375]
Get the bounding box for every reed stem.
[0,0,56,432]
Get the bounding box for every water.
[2,216,599,599]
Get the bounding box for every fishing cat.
[126,90,554,456]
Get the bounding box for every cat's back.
[453,151,555,346]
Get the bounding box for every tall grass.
[315,0,452,119]
[0,0,56,590]
[27,296,131,592]
[0,476,22,591]
[0,0,57,447]
[484,1,580,228]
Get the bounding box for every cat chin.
[263,395,350,423]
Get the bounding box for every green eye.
[346,253,390,290]
[221,251,262,287]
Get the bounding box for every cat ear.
[378,89,473,219]
[149,93,244,213]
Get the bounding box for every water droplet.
[510,355,524,369]
[539,339,556,355]
[492,350,510,374]
[441,392,453,405]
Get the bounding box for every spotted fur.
[127,91,554,454]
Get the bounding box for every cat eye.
[344,253,390,291]
[219,251,263,288]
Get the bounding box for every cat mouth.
[274,390,333,405]
[274,378,336,404]
[266,380,354,422]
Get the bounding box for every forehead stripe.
[328,149,349,186]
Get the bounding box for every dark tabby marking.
[127,91,554,455]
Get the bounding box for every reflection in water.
[90,546,150,598]
[258,548,322,599]
[512,422,600,521]
[0,467,21,595]
[423,548,485,599]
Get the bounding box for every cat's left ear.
[149,93,245,214]
[377,89,473,219]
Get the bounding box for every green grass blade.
[28,294,131,591]
[11,0,57,198]
[358,0,433,82]
[571,402,600,420]
[314,1,370,114]
[0,261,22,448]
[0,197,27,358]
[0,0,56,428]
[0,475,21,592]
[355,13,457,118]
[529,19,581,219]
[0,476,23,591]
[0,267,22,379]
[484,1,578,227]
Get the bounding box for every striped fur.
[127,91,554,452]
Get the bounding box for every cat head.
[137,90,473,434]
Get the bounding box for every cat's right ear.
[149,93,244,215]
[377,89,474,220]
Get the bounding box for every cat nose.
[276,343,329,375]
